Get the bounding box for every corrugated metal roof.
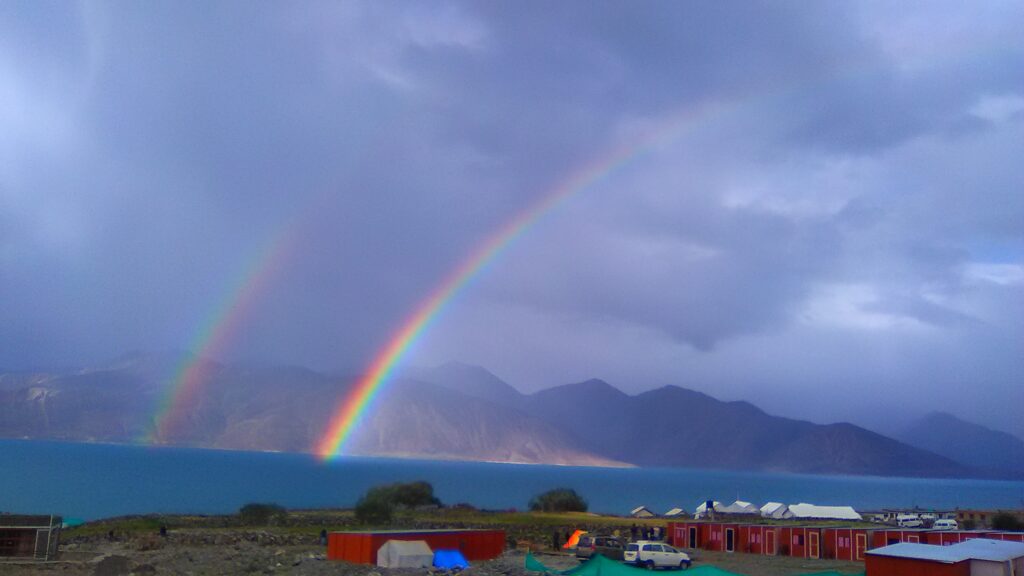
[955,539,1024,562]
[0,514,61,528]
[867,539,1024,563]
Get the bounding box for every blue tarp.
[434,549,470,570]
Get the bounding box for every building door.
[766,530,776,555]
[688,527,697,549]
[907,535,919,543]
[726,529,734,552]
[808,532,819,559]
[855,534,866,561]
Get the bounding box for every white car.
[897,515,923,528]
[933,519,959,530]
[624,541,691,570]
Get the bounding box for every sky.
[1,1,1022,437]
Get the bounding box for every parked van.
[933,519,959,530]
[897,515,923,528]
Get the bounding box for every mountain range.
[1,353,1019,478]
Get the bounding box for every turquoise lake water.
[2,440,1022,520]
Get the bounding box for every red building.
[822,527,870,561]
[327,529,505,564]
[984,531,1024,543]
[865,539,1024,576]
[779,526,825,558]
[737,524,777,555]
[669,521,710,550]
[871,528,930,548]
[703,522,741,552]
[670,519,1024,568]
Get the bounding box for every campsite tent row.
[668,521,1024,563]
[694,501,861,521]
[630,506,690,518]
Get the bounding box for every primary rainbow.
[147,221,301,443]
[315,99,725,459]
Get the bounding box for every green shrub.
[363,481,442,510]
[352,480,441,524]
[991,513,1024,531]
[529,488,588,513]
[238,503,287,525]
[355,493,394,525]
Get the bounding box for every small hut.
[0,514,62,561]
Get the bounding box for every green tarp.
[524,553,741,576]
[686,567,743,576]
[790,572,864,576]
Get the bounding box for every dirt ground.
[1,544,863,576]
[683,549,863,575]
[539,549,863,576]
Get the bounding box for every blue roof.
[867,539,1024,563]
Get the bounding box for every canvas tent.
[760,502,793,519]
[787,503,861,521]
[631,506,655,518]
[433,549,469,570]
[664,508,688,518]
[377,540,433,568]
[694,501,723,519]
[719,501,759,515]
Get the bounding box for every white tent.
[376,540,434,568]
[693,501,723,519]
[719,500,759,515]
[664,508,688,518]
[631,506,656,518]
[787,503,862,521]
[760,502,793,519]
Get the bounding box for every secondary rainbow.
[315,100,725,459]
[147,221,301,442]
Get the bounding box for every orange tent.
[563,530,587,549]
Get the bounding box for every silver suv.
[624,541,691,570]
[576,535,626,561]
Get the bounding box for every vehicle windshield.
[626,544,638,551]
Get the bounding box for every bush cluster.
[992,513,1024,531]
[529,488,588,513]
[238,503,288,525]
[354,481,442,525]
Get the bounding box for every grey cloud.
[0,1,1021,436]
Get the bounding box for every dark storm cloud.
[1,1,1022,435]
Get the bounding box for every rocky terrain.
[1,527,864,576]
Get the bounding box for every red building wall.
[865,555,969,576]
[738,525,763,555]
[781,527,809,557]
[823,527,869,561]
[872,529,925,549]
[327,530,505,564]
